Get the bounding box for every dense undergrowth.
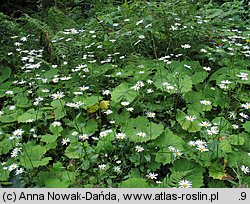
[0,0,250,188]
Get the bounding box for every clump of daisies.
[131,81,145,91]
[188,140,209,152]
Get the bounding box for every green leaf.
[121,116,164,142]
[12,93,31,108]
[170,159,204,187]
[155,129,185,165]
[0,166,9,182]
[19,141,51,169]
[191,71,208,85]
[65,141,86,159]
[120,178,149,188]
[243,121,250,133]
[111,83,137,103]
[205,8,224,19]
[209,163,227,180]
[54,108,66,119]
[40,134,59,144]
[0,109,24,123]
[85,119,98,133]
[0,81,12,98]
[0,137,13,155]
[18,109,42,123]
[178,75,193,93]
[0,66,11,83]
[51,100,65,109]
[37,162,74,188]
[78,95,99,108]
[50,100,66,119]
[176,110,201,132]
[154,128,185,148]
[219,140,232,153]
[230,135,245,146]
[227,152,250,168]
[43,69,59,80]
[49,125,63,136]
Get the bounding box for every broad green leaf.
[120,178,149,188]
[191,71,208,85]
[170,159,204,187]
[212,117,232,132]
[154,128,185,148]
[153,69,192,94]
[18,109,42,123]
[0,109,24,123]
[41,134,59,144]
[176,110,201,132]
[65,141,86,159]
[12,93,31,108]
[96,141,114,153]
[54,108,66,119]
[230,135,245,146]
[43,69,58,80]
[111,83,137,103]
[76,95,100,110]
[19,141,51,169]
[243,121,250,133]
[37,162,74,188]
[155,129,185,165]
[0,81,12,98]
[227,152,250,168]
[219,140,232,153]
[0,137,13,155]
[51,100,65,109]
[49,125,63,136]
[121,116,164,142]
[0,166,9,182]
[155,150,174,165]
[0,67,11,83]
